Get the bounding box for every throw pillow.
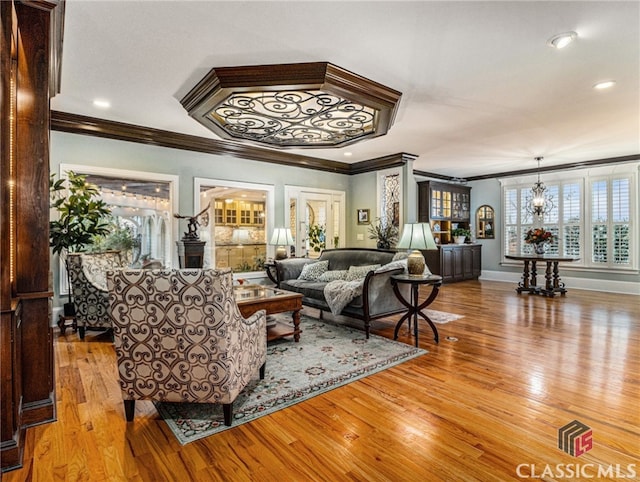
[318,270,348,282]
[298,260,329,281]
[345,264,381,281]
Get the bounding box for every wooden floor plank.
[4,280,639,481]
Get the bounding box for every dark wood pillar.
[14,0,56,428]
[1,0,63,472]
[1,1,24,471]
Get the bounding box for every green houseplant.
[368,218,398,249]
[451,227,471,244]
[50,171,111,310]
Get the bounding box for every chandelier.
[527,156,554,216]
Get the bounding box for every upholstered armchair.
[67,251,128,340]
[106,268,267,426]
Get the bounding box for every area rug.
[424,309,464,324]
[155,315,427,445]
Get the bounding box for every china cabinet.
[418,181,471,244]
[418,181,481,283]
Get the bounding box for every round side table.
[390,273,443,347]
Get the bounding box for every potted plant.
[50,171,112,314]
[90,220,140,264]
[451,227,471,244]
[368,218,398,249]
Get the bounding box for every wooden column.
[1,1,24,471]
[14,0,55,428]
[1,0,63,472]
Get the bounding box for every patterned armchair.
[67,251,128,340]
[106,268,267,426]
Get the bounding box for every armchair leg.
[259,362,266,380]
[223,403,233,426]
[78,326,85,340]
[124,400,135,421]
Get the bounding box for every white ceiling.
[52,1,640,178]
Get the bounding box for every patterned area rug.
[425,309,464,324]
[156,315,429,445]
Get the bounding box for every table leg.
[292,309,301,342]
[393,311,412,341]
[516,260,530,293]
[416,284,440,344]
[412,284,419,347]
[545,261,553,294]
[531,260,537,289]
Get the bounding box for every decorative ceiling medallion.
[180,62,402,148]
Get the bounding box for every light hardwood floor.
[4,280,639,481]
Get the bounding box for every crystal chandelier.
[528,156,554,216]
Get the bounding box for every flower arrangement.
[524,227,554,245]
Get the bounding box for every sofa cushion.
[298,260,329,281]
[345,264,381,281]
[319,249,395,271]
[318,270,348,282]
[281,279,327,299]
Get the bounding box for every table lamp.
[270,228,295,260]
[396,223,437,276]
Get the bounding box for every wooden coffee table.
[234,284,303,342]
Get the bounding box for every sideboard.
[423,244,481,283]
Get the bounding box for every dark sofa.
[274,248,410,338]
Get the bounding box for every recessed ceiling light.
[593,80,616,90]
[547,31,578,49]
[344,152,353,157]
[93,99,111,109]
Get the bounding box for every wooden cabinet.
[418,181,471,245]
[215,199,265,226]
[215,244,267,271]
[423,244,481,283]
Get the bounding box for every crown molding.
[50,111,351,174]
[349,152,416,175]
[50,111,417,175]
[414,154,640,182]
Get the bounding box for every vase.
[534,243,546,255]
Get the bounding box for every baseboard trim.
[480,270,640,295]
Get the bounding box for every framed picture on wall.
[357,208,370,225]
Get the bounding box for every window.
[501,164,638,272]
[57,163,179,294]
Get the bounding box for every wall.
[50,131,352,308]
[347,171,377,248]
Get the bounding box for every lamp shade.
[270,228,295,260]
[396,223,436,276]
[270,228,295,246]
[396,223,437,250]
